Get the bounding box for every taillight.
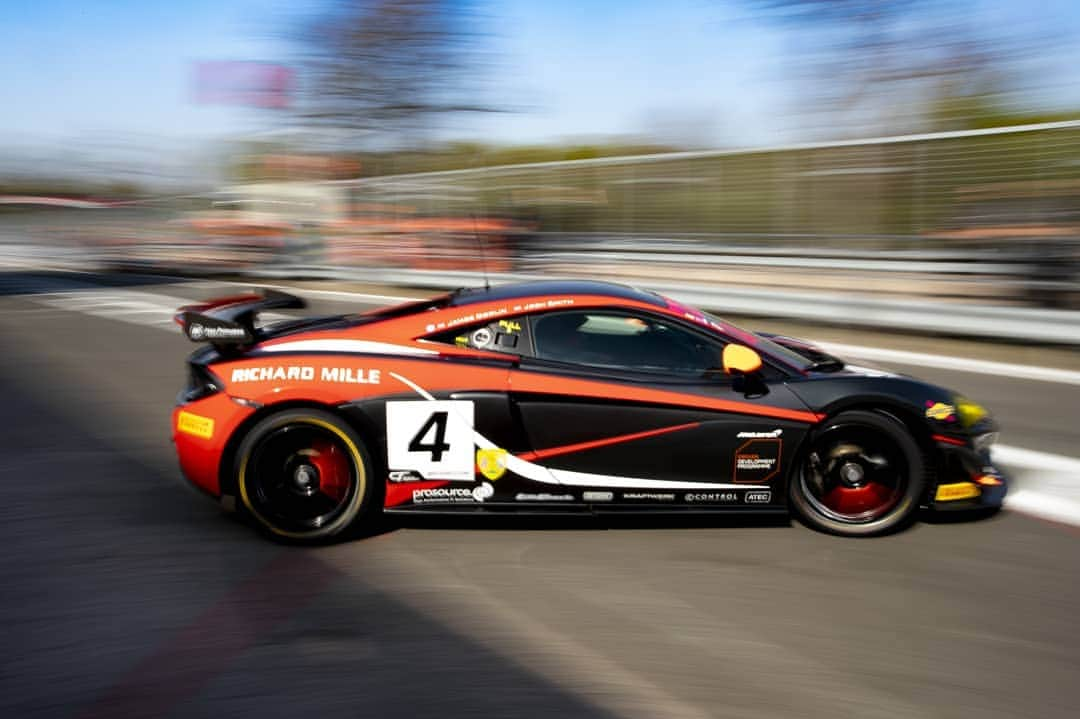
[178,363,222,403]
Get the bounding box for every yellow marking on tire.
[238,416,367,539]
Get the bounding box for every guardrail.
[3,229,1078,344]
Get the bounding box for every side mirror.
[722,344,762,375]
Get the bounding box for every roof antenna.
[472,212,491,291]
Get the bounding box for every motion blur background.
[3,2,1080,718]
[3,0,1080,320]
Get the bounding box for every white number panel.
[386,401,476,480]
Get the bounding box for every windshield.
[661,296,814,371]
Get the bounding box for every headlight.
[973,431,999,454]
[955,396,989,429]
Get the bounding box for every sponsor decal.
[925,401,957,422]
[685,491,738,503]
[476,448,509,480]
[320,367,381,384]
[584,491,614,501]
[498,319,522,333]
[745,491,772,504]
[229,366,380,384]
[176,410,214,439]
[515,492,574,502]
[188,323,247,341]
[388,470,424,483]
[935,482,981,501]
[733,438,782,483]
[736,429,783,439]
[471,327,494,348]
[621,492,675,501]
[412,484,492,504]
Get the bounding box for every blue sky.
[2,0,1079,153]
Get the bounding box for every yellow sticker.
[498,319,522,333]
[476,448,508,480]
[935,482,981,501]
[177,410,215,440]
[925,402,956,421]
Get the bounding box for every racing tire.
[789,410,924,537]
[235,409,373,541]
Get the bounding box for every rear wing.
[174,289,306,347]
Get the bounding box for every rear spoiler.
[174,289,306,347]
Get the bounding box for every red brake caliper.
[823,483,895,516]
[308,439,351,502]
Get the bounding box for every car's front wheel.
[235,409,373,541]
[789,410,924,536]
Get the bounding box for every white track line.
[994,445,1080,474]
[994,444,1080,526]
[1004,492,1080,527]
[815,341,1080,386]
[206,280,424,305]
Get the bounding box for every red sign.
[193,61,293,109]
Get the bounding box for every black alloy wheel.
[236,409,372,540]
[790,410,924,536]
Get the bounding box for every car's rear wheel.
[790,410,924,536]
[235,409,372,541]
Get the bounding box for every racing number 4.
[408,411,451,461]
[386,401,475,480]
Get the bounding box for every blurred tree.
[749,0,1065,135]
[291,0,492,148]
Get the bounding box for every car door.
[508,309,816,506]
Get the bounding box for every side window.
[427,317,530,353]
[530,311,720,374]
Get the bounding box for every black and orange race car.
[172,280,1006,540]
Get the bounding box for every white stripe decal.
[549,468,766,490]
[262,339,436,356]
[388,371,768,491]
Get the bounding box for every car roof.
[447,280,667,308]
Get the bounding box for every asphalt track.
[1,270,1078,719]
